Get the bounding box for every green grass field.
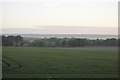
[2,47,118,78]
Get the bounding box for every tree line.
[1,35,118,47]
[2,35,23,47]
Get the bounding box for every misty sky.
[0,0,119,34]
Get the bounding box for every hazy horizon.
[1,26,118,35]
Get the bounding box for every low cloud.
[2,26,118,35]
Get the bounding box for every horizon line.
[2,33,118,35]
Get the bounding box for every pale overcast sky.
[0,0,119,34]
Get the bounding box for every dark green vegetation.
[2,35,23,47]
[2,35,118,47]
[3,47,118,78]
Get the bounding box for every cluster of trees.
[2,35,23,47]
[25,37,118,47]
[0,36,2,46]
[1,35,118,47]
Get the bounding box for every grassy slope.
[2,47,118,78]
